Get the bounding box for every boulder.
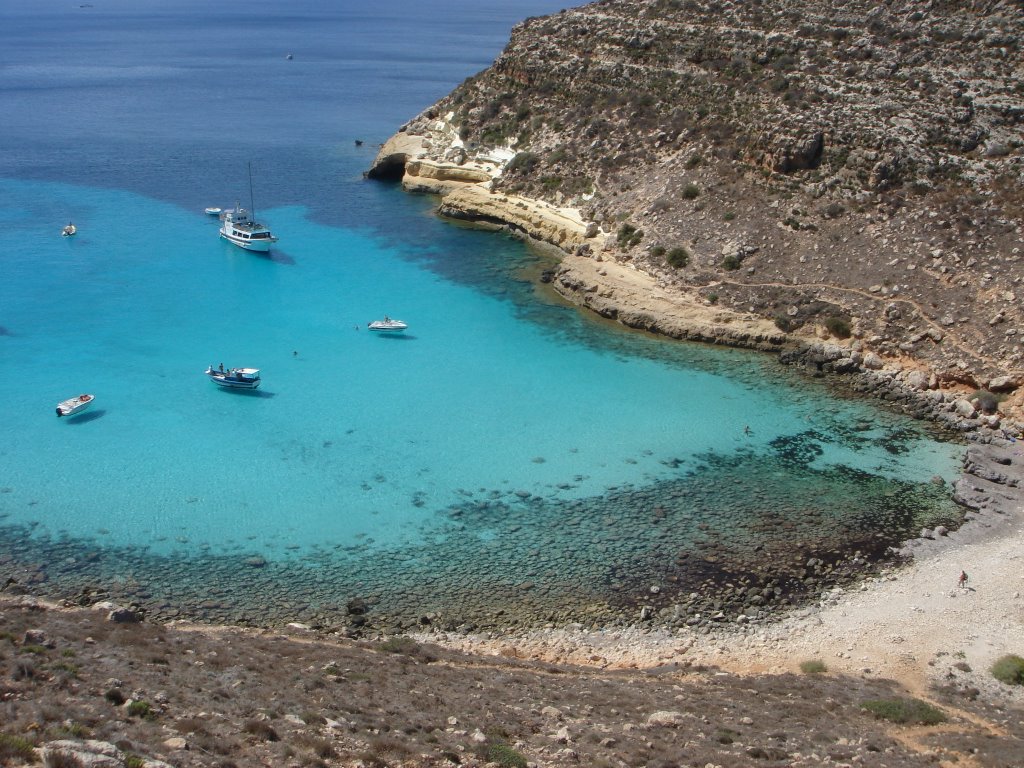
[646,711,692,727]
[108,607,141,623]
[988,375,1019,393]
[904,370,929,390]
[863,352,884,370]
[40,740,123,768]
[954,399,978,418]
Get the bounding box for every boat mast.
[248,161,256,218]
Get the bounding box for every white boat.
[205,207,223,217]
[368,316,408,333]
[56,393,94,417]
[220,162,277,252]
[220,207,277,252]
[62,223,77,237]
[205,365,261,389]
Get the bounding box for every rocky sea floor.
[0,429,966,636]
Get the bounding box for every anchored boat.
[205,365,261,389]
[368,316,408,333]
[219,162,276,252]
[56,393,93,417]
[220,207,277,252]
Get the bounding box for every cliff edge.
[368,0,1024,422]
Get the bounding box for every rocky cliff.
[368,0,1024,417]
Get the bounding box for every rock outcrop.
[368,0,1024,420]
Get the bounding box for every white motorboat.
[205,365,261,389]
[220,207,277,252]
[368,316,408,333]
[56,393,94,417]
[220,162,277,252]
[62,223,77,237]
[205,207,223,217]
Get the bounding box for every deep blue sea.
[0,0,965,627]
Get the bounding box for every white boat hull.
[220,231,275,252]
[368,319,408,332]
[206,367,261,389]
[57,394,94,417]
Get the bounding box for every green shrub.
[723,211,736,221]
[707,293,719,304]
[506,152,538,174]
[824,316,852,338]
[681,183,700,199]
[861,698,946,725]
[50,721,89,739]
[0,733,37,762]
[52,661,80,676]
[666,247,689,268]
[105,688,126,705]
[800,659,827,674]
[125,757,146,768]
[774,315,796,332]
[243,720,280,742]
[990,654,1024,686]
[650,245,666,257]
[20,644,48,656]
[486,742,528,768]
[722,254,742,271]
[127,700,155,720]
[379,637,419,655]
[715,728,740,744]
[972,389,1004,414]
[43,750,80,768]
[616,223,644,249]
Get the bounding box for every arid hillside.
[370,0,1024,409]
[2,596,1023,768]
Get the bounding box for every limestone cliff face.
[368,0,1024,410]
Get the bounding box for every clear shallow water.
[0,0,964,625]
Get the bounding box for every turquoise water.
[0,1,965,626]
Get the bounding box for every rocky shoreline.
[360,107,1024,679]
[368,120,1024,429]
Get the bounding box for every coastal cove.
[0,0,1016,664]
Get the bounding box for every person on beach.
[958,570,968,588]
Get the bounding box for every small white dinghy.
[56,393,94,417]
[205,207,223,217]
[367,316,408,333]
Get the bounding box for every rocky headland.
[368,0,1024,426]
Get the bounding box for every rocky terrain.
[2,593,1023,768]
[368,0,1024,419]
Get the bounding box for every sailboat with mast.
[219,162,278,252]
